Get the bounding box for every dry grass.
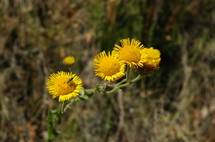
[0,0,215,142]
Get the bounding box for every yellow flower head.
[137,47,161,74]
[94,51,126,81]
[113,38,147,67]
[46,71,83,102]
[63,56,75,66]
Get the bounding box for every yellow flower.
[162,116,169,122]
[46,71,83,102]
[94,51,126,81]
[63,56,75,66]
[137,47,161,74]
[113,38,147,67]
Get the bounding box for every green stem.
[85,88,95,95]
[60,102,65,114]
[117,66,130,86]
[80,74,143,98]
[67,66,72,73]
[106,74,143,94]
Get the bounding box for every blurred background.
[0,0,215,141]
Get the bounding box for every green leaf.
[79,95,89,100]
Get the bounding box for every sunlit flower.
[46,71,83,102]
[113,38,147,67]
[63,56,75,66]
[136,47,161,74]
[94,51,126,81]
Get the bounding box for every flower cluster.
[46,38,161,102]
[94,38,161,81]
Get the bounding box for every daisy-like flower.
[46,71,83,102]
[137,47,161,74]
[94,51,126,81]
[63,56,75,66]
[113,38,147,67]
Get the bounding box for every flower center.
[54,77,76,95]
[119,46,141,63]
[99,57,121,76]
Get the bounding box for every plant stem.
[106,74,142,94]
[80,74,143,98]
[117,66,130,85]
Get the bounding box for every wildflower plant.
[46,38,161,141]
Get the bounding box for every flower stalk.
[83,74,143,95]
[106,74,142,94]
